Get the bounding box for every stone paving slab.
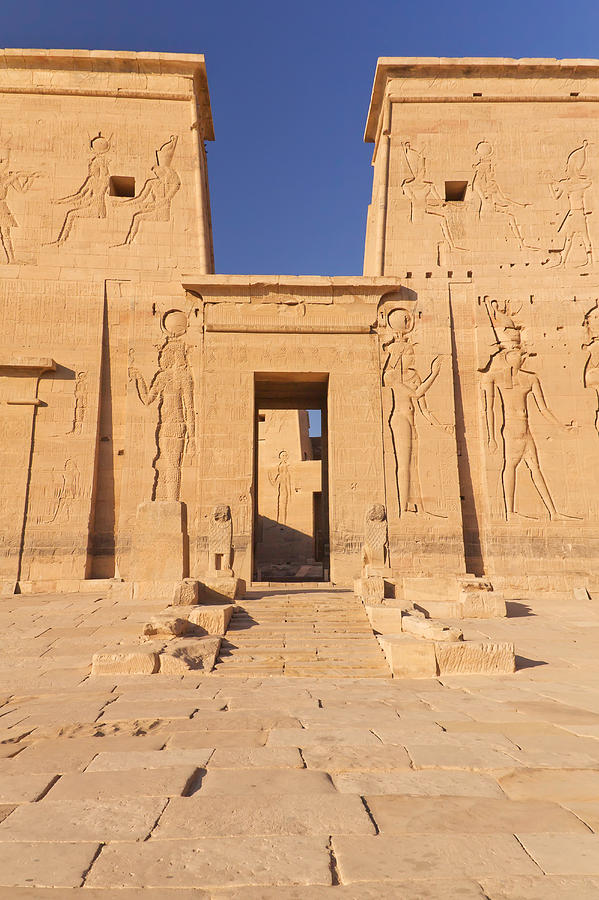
[154,793,375,837]
[85,836,333,888]
[196,767,337,794]
[0,840,101,887]
[480,874,599,899]
[333,769,504,796]
[214,884,489,899]
[0,772,58,803]
[516,833,599,875]
[0,797,166,842]
[333,834,540,882]
[42,766,199,801]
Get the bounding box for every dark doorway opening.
[253,373,329,582]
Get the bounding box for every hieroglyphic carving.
[472,141,529,249]
[129,340,196,501]
[208,504,233,575]
[401,142,464,250]
[48,133,111,246]
[268,449,292,524]
[362,503,388,573]
[480,303,575,521]
[66,370,87,435]
[542,142,593,269]
[0,151,41,263]
[382,307,453,516]
[115,135,180,246]
[582,302,599,433]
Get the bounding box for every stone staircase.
[213,585,390,678]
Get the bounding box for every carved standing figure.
[543,142,593,269]
[362,504,388,573]
[481,347,574,521]
[583,302,599,433]
[0,151,41,263]
[208,504,233,575]
[382,307,453,516]
[268,449,292,524]
[115,135,181,246]
[48,134,111,246]
[401,142,463,250]
[472,141,529,249]
[129,340,196,502]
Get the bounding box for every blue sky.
[5,0,599,277]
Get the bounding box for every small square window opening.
[445,181,468,201]
[109,176,135,197]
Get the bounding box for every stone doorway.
[253,374,329,582]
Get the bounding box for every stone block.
[91,645,161,676]
[377,634,438,678]
[199,577,244,604]
[459,590,507,618]
[130,500,187,582]
[142,611,192,638]
[401,613,463,642]
[158,636,222,674]
[171,579,200,606]
[187,603,234,634]
[354,576,385,603]
[435,641,516,675]
[364,605,404,633]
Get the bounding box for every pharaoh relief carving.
[401,142,464,251]
[480,297,575,522]
[542,142,593,269]
[44,458,82,524]
[48,133,111,246]
[472,141,529,250]
[0,150,41,263]
[208,504,233,575]
[381,306,453,517]
[268,449,292,524]
[129,310,195,502]
[114,135,180,247]
[582,302,599,433]
[66,371,87,435]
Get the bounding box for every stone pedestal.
[130,501,188,581]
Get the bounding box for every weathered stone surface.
[364,605,404,633]
[0,797,166,841]
[197,768,337,794]
[499,769,599,803]
[154,793,375,837]
[171,579,200,607]
[199,578,243,604]
[85,837,332,888]
[142,611,192,638]
[187,604,234,635]
[435,641,516,675]
[42,766,199,801]
[401,615,463,642]
[378,635,438,677]
[517,833,599,875]
[158,637,222,673]
[0,841,101,887]
[0,773,58,803]
[91,646,160,676]
[84,749,213,771]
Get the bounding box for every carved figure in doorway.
[472,141,529,249]
[401,142,464,250]
[208,504,233,575]
[0,151,41,263]
[114,135,181,246]
[481,346,575,521]
[582,302,599,433]
[48,133,111,246]
[382,307,453,516]
[268,449,292,524]
[542,141,593,269]
[362,504,388,573]
[129,340,196,501]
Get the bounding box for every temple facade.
[0,51,598,595]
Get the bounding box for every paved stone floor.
[0,585,599,897]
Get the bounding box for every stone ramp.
[214,586,390,678]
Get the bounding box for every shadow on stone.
[506,601,535,617]
[515,655,548,670]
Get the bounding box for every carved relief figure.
[48,134,111,246]
[46,458,81,524]
[382,307,453,516]
[0,151,41,263]
[472,141,529,249]
[401,142,463,250]
[268,449,292,524]
[583,302,599,433]
[208,504,233,575]
[481,342,574,522]
[115,135,181,246]
[362,503,388,573]
[67,371,87,435]
[543,142,593,269]
[129,340,196,502]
